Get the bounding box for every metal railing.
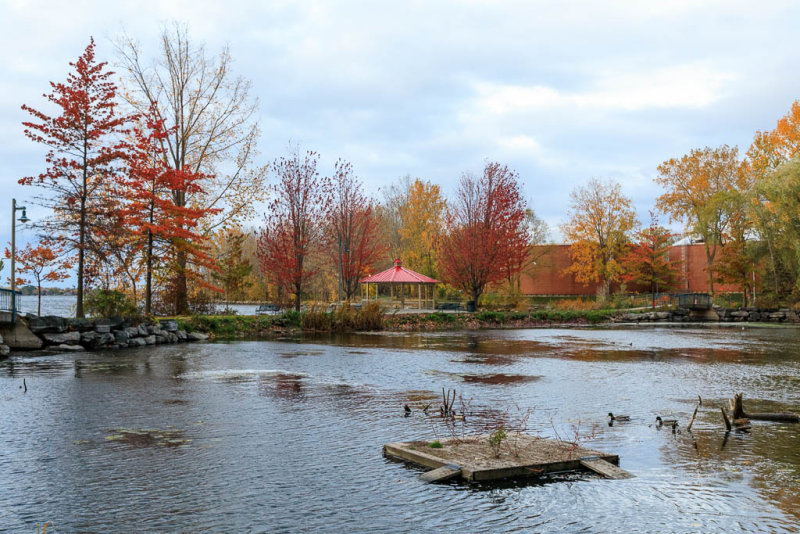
[0,288,21,324]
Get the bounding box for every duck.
[656,416,678,427]
[608,412,631,422]
[404,404,412,417]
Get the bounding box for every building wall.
[519,244,739,295]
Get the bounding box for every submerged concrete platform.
[384,434,632,482]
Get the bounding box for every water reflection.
[1,326,799,531]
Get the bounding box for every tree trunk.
[76,199,86,318]
[145,231,153,315]
[174,248,189,315]
[294,284,301,311]
[37,284,42,316]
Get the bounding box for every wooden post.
[721,407,732,431]
[687,405,699,432]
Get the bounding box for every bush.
[84,289,138,318]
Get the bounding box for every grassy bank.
[176,306,618,339]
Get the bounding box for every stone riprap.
[614,307,800,323]
[7,316,210,353]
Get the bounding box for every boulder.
[749,311,761,322]
[28,315,68,334]
[176,330,187,341]
[0,323,44,349]
[137,324,149,337]
[155,334,168,345]
[159,319,179,332]
[187,332,209,341]
[95,324,111,334]
[144,335,156,346]
[0,344,10,357]
[730,310,750,319]
[167,332,179,343]
[68,318,95,332]
[114,330,130,344]
[96,333,116,348]
[96,316,125,331]
[124,326,140,339]
[42,331,82,345]
[80,331,98,344]
[654,312,671,320]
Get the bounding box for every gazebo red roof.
[360,259,440,284]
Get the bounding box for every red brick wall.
[520,243,739,295]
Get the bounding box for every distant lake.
[18,295,259,317]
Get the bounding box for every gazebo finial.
[394,258,402,267]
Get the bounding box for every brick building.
[519,243,739,296]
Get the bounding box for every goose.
[608,412,631,421]
[656,416,678,427]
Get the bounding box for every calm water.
[1,326,800,532]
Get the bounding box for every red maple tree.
[120,105,220,314]
[7,242,72,316]
[20,38,129,318]
[620,212,680,308]
[322,160,386,300]
[438,162,530,305]
[258,150,325,311]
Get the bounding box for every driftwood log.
[733,392,799,423]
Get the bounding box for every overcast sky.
[2,0,800,264]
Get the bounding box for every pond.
[1,325,799,532]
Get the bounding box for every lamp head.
[18,209,29,224]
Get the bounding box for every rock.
[176,330,187,341]
[114,330,130,344]
[125,326,140,339]
[167,332,178,343]
[769,312,785,321]
[137,324,149,337]
[159,319,179,332]
[68,318,95,332]
[28,315,68,334]
[0,333,3,344]
[144,335,156,346]
[155,334,168,345]
[80,331,98,346]
[654,312,671,320]
[128,337,147,348]
[42,331,82,345]
[187,332,209,341]
[749,311,761,321]
[730,310,749,319]
[95,333,116,348]
[0,344,10,357]
[147,325,157,335]
[96,316,125,331]
[52,343,85,352]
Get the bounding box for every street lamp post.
[11,199,29,321]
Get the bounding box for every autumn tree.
[8,242,71,316]
[258,150,324,311]
[210,227,253,302]
[117,23,267,313]
[120,106,220,314]
[438,162,529,305]
[398,179,446,277]
[620,212,679,308]
[562,178,637,301]
[378,175,412,262]
[322,160,385,300]
[655,145,742,294]
[744,101,800,299]
[21,38,129,317]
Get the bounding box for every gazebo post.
[418,283,422,310]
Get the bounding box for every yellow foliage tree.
[562,179,637,301]
[398,179,446,277]
[655,145,743,294]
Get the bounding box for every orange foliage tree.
[620,212,679,307]
[258,150,325,311]
[438,162,529,304]
[20,38,129,318]
[120,106,220,314]
[8,242,72,316]
[562,178,637,301]
[655,145,742,294]
[322,160,385,300]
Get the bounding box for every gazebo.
[360,259,440,310]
